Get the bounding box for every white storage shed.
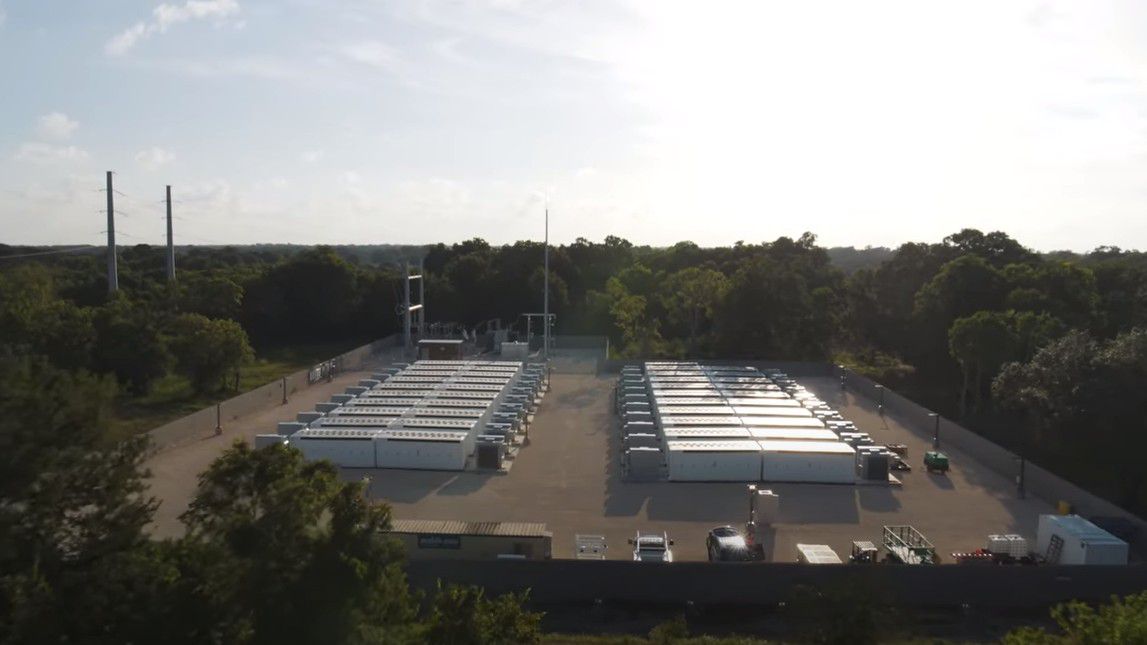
[759,440,856,483]
[1036,515,1129,565]
[292,428,382,468]
[376,430,469,470]
[666,440,764,481]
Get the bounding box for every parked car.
[891,458,912,472]
[706,526,755,562]
[629,531,674,562]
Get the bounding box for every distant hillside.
[825,246,894,273]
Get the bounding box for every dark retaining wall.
[406,559,1147,608]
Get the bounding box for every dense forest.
[3,230,1147,514]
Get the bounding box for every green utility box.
[924,451,949,473]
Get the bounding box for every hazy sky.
[2,0,1146,250]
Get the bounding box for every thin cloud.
[14,142,90,164]
[106,0,241,56]
[340,41,399,70]
[36,112,79,140]
[135,146,176,170]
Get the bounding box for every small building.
[419,338,465,360]
[1036,514,1129,565]
[387,519,552,560]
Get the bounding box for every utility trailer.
[882,525,936,564]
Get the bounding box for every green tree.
[93,299,171,395]
[180,442,416,644]
[168,313,255,393]
[0,355,160,644]
[661,267,729,354]
[1002,592,1147,644]
[994,329,1147,509]
[715,256,833,360]
[914,255,1008,323]
[942,229,1036,267]
[948,311,1019,417]
[179,272,245,321]
[423,584,542,645]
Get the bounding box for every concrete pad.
[367,373,1055,562]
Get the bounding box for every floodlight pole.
[930,412,940,449]
[543,200,550,360]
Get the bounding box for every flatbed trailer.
[883,525,936,564]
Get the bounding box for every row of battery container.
[255,360,546,471]
[614,362,889,483]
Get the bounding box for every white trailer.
[376,430,469,470]
[759,440,856,483]
[666,440,763,482]
[292,428,382,468]
[1036,514,1129,565]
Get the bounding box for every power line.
[0,246,98,260]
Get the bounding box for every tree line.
[4,230,1147,514]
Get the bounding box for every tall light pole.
[165,185,176,282]
[105,171,118,294]
[543,199,550,360]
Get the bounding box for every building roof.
[665,440,764,452]
[388,519,550,537]
[748,428,841,441]
[1044,515,1129,546]
[758,440,855,454]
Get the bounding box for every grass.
[112,339,371,436]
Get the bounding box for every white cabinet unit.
[666,440,763,481]
[759,440,856,483]
[376,431,468,470]
[292,429,382,468]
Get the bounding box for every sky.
[1,0,1146,250]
